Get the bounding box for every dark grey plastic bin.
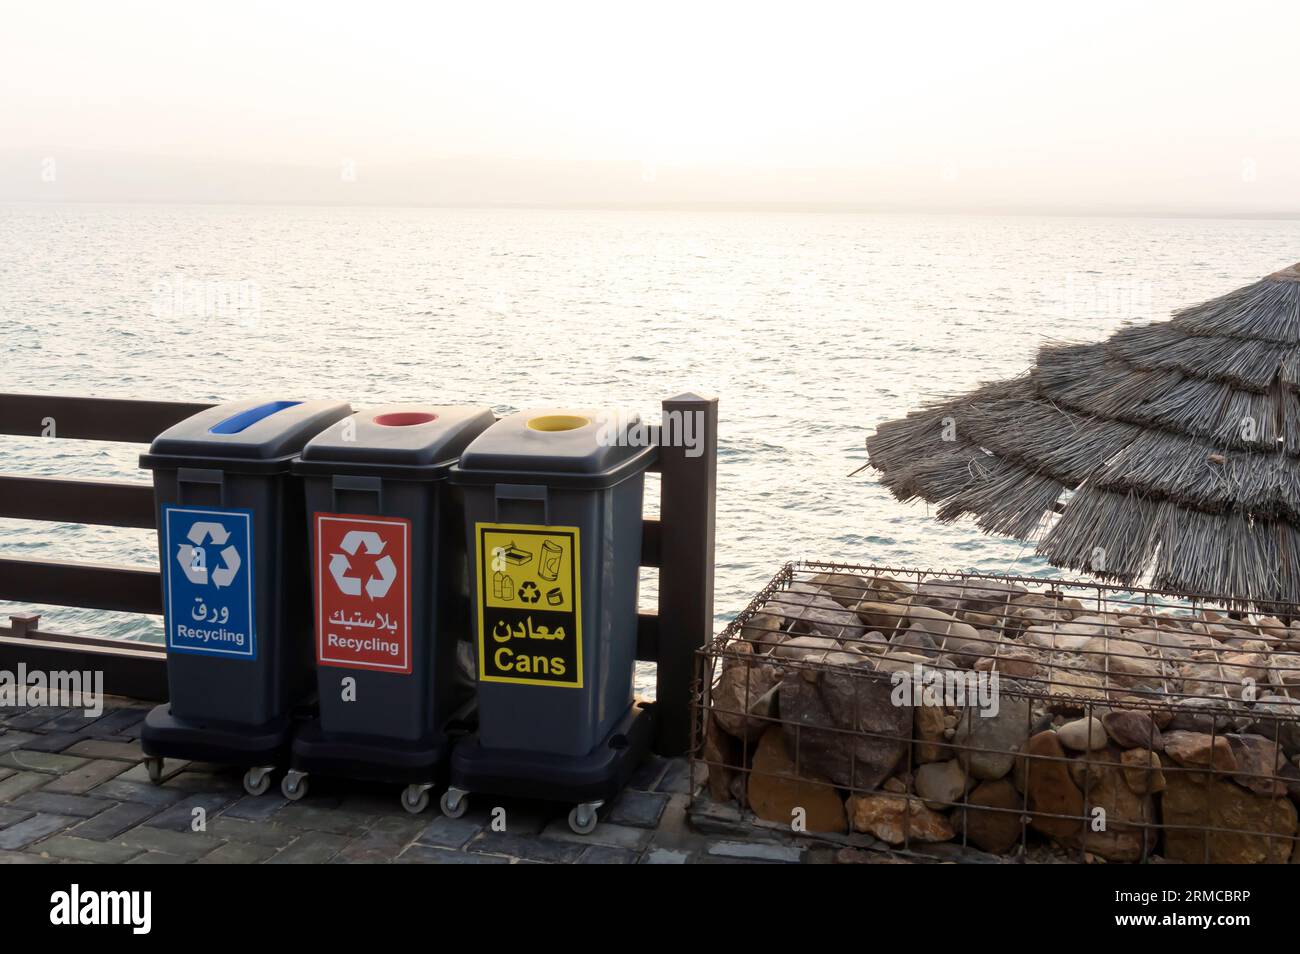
[138,398,352,794]
[285,404,495,811]
[445,408,656,831]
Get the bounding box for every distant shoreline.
[4,198,1300,220]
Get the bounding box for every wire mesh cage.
[692,561,1300,863]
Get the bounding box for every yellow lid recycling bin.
[444,408,655,833]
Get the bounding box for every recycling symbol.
[176,521,242,589]
[518,581,541,604]
[329,530,397,600]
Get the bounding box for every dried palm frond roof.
[865,263,1300,610]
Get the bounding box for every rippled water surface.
[4,204,1300,661]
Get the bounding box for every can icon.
[539,541,563,582]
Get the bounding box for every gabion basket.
[692,561,1300,863]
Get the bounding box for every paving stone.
[91,779,185,807]
[274,804,376,837]
[10,791,113,818]
[126,851,189,864]
[577,844,639,864]
[332,830,412,864]
[0,807,33,829]
[268,831,349,864]
[41,709,107,733]
[415,814,485,849]
[0,813,74,850]
[654,759,692,795]
[37,835,143,864]
[539,819,652,850]
[483,804,550,836]
[18,732,87,754]
[162,770,243,795]
[197,841,277,864]
[2,708,73,731]
[69,801,162,841]
[43,759,130,795]
[64,739,143,762]
[633,825,706,857]
[606,789,668,828]
[85,707,148,738]
[114,825,223,861]
[117,759,187,784]
[0,746,709,864]
[221,793,289,822]
[439,797,548,834]
[367,813,432,841]
[204,817,300,848]
[641,847,691,864]
[628,755,669,791]
[0,749,88,774]
[0,771,49,801]
[396,845,511,864]
[0,848,51,863]
[468,831,585,863]
[688,799,751,835]
[0,731,38,753]
[143,793,239,832]
[706,840,803,863]
[657,792,692,836]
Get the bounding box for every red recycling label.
[314,513,411,674]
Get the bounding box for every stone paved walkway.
[0,695,827,864]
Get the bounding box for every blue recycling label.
[162,505,257,660]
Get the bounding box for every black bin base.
[141,704,293,768]
[450,699,655,805]
[290,720,451,787]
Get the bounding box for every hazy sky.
[4,0,1299,212]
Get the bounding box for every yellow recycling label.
[475,523,583,688]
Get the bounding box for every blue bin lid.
[452,408,656,486]
[141,398,353,472]
[295,404,496,478]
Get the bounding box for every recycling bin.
[139,398,352,794]
[444,408,656,832]
[286,404,496,812]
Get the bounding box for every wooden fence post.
[654,392,718,755]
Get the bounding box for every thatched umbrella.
[864,262,1300,610]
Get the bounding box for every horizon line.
[4,197,1300,220]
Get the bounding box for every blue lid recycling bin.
[444,408,656,831]
[285,404,496,812]
[138,398,351,794]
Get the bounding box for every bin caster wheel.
[144,757,164,785]
[242,766,274,797]
[568,801,602,835]
[401,784,432,815]
[440,788,468,819]
[281,770,309,801]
